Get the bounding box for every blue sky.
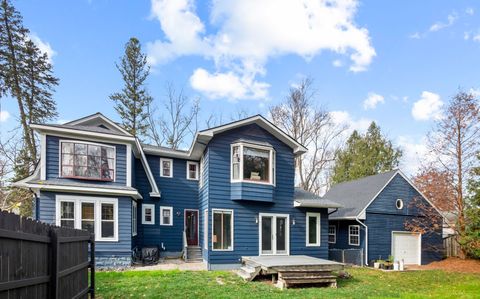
[1,0,480,174]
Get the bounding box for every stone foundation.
[95,255,131,269]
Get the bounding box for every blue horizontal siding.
[37,191,132,255]
[45,135,127,186]
[328,220,366,252]
[231,182,274,202]
[206,124,330,265]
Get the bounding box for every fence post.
[90,233,95,299]
[342,249,345,263]
[49,228,59,299]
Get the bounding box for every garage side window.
[348,225,360,246]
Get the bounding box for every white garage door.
[392,232,421,265]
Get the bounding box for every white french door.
[259,213,290,255]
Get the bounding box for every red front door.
[185,210,198,246]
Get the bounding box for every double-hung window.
[306,212,321,246]
[349,225,360,246]
[328,225,336,244]
[56,196,118,242]
[160,206,173,226]
[212,209,233,251]
[60,140,115,181]
[142,204,155,225]
[186,161,199,180]
[231,143,275,185]
[160,158,173,178]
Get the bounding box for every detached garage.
[326,170,444,266]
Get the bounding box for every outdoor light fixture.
[255,216,259,224]
[176,211,181,217]
[292,217,296,226]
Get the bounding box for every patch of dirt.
[408,257,480,273]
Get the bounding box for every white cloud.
[0,110,10,122]
[429,12,458,32]
[363,92,384,110]
[397,135,433,176]
[473,33,480,42]
[409,32,422,39]
[148,0,375,100]
[189,68,269,100]
[330,110,372,137]
[466,7,474,16]
[332,59,343,67]
[29,33,56,63]
[411,91,443,121]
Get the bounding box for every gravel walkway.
[131,259,207,271]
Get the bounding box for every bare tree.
[269,77,346,194]
[147,84,199,149]
[422,90,480,257]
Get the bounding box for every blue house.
[326,170,444,266]
[16,113,342,269]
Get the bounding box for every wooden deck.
[238,255,344,289]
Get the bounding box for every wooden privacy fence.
[443,235,460,257]
[0,210,95,299]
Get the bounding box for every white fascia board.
[31,124,136,143]
[66,113,132,136]
[19,183,143,199]
[135,139,160,197]
[40,133,46,180]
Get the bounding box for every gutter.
[355,216,368,266]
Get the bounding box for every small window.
[101,203,115,239]
[396,199,404,210]
[142,204,155,225]
[160,158,173,178]
[212,209,233,251]
[60,201,75,228]
[232,146,240,180]
[306,212,321,246]
[160,206,173,226]
[349,225,360,246]
[186,161,199,180]
[328,225,336,244]
[132,201,137,236]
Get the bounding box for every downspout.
[328,208,338,215]
[355,217,368,266]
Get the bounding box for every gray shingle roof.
[35,123,131,136]
[294,187,343,208]
[29,179,138,191]
[325,170,399,218]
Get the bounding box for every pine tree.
[110,37,152,138]
[331,122,402,184]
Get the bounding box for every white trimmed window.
[306,212,321,246]
[231,143,275,185]
[132,201,137,236]
[349,225,360,246]
[396,199,404,209]
[160,206,173,226]
[328,225,336,244]
[142,204,155,225]
[203,209,208,250]
[186,161,199,180]
[212,209,234,251]
[56,195,118,242]
[60,140,115,181]
[160,158,173,178]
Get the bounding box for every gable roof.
[65,112,132,136]
[325,170,399,219]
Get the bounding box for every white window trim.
[211,209,234,252]
[199,156,204,188]
[230,142,276,186]
[55,195,118,242]
[58,139,117,182]
[186,161,199,180]
[306,212,321,247]
[142,204,155,225]
[328,225,336,244]
[348,225,360,246]
[396,198,404,210]
[203,209,208,250]
[132,201,137,236]
[160,158,173,178]
[160,206,173,226]
[258,213,290,256]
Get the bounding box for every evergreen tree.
[331,122,402,184]
[462,154,480,258]
[110,37,152,137]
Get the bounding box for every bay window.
[60,140,115,181]
[56,196,118,242]
[231,143,275,185]
[212,209,233,251]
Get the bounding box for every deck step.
[236,265,261,282]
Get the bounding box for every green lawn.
[96,268,480,299]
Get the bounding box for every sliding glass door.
[260,213,289,255]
